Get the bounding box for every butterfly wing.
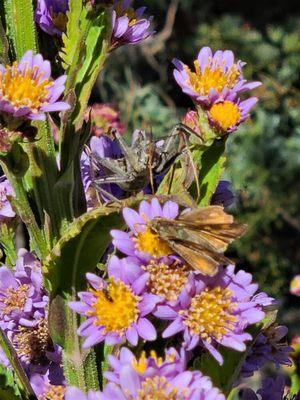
[168,240,231,276]
[150,206,246,275]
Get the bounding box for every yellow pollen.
[209,101,241,131]
[134,228,171,258]
[39,385,66,400]
[132,350,176,375]
[115,4,138,26]
[88,279,140,334]
[13,318,51,364]
[186,59,240,96]
[131,376,188,400]
[144,261,189,301]
[0,62,52,111]
[2,284,30,315]
[180,286,237,342]
[132,351,148,374]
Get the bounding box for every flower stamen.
[209,101,241,131]
[180,286,237,342]
[134,228,171,258]
[185,59,240,96]
[2,284,30,315]
[0,62,52,111]
[144,260,189,301]
[88,279,140,334]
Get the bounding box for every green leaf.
[3,0,37,59]
[60,0,85,72]
[0,364,22,400]
[44,199,140,390]
[196,139,226,206]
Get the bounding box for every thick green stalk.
[0,162,47,259]
[3,0,37,59]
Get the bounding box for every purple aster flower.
[65,388,101,400]
[104,346,186,385]
[0,249,47,331]
[85,103,125,137]
[30,372,65,399]
[111,0,153,49]
[0,176,15,219]
[100,361,225,399]
[173,46,261,106]
[111,198,179,262]
[69,255,159,348]
[211,180,235,208]
[35,0,69,36]
[0,50,69,121]
[207,98,258,134]
[155,265,275,365]
[290,275,300,296]
[81,135,124,207]
[240,324,292,379]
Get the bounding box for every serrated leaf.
[3,0,37,59]
[60,0,85,71]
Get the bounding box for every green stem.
[0,222,17,267]
[0,162,47,259]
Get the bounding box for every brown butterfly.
[149,205,247,276]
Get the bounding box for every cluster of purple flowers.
[69,198,293,399]
[0,249,64,399]
[174,46,261,135]
[35,0,153,49]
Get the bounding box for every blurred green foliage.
[95,1,300,332]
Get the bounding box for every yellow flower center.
[115,4,138,26]
[132,351,148,374]
[180,286,237,342]
[13,318,50,364]
[132,350,176,375]
[134,228,171,258]
[0,63,52,111]
[186,60,240,96]
[209,101,241,131]
[2,284,30,315]
[133,376,188,400]
[39,385,65,400]
[144,261,189,301]
[89,279,140,334]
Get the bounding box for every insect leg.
[92,181,123,203]
[113,130,142,172]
